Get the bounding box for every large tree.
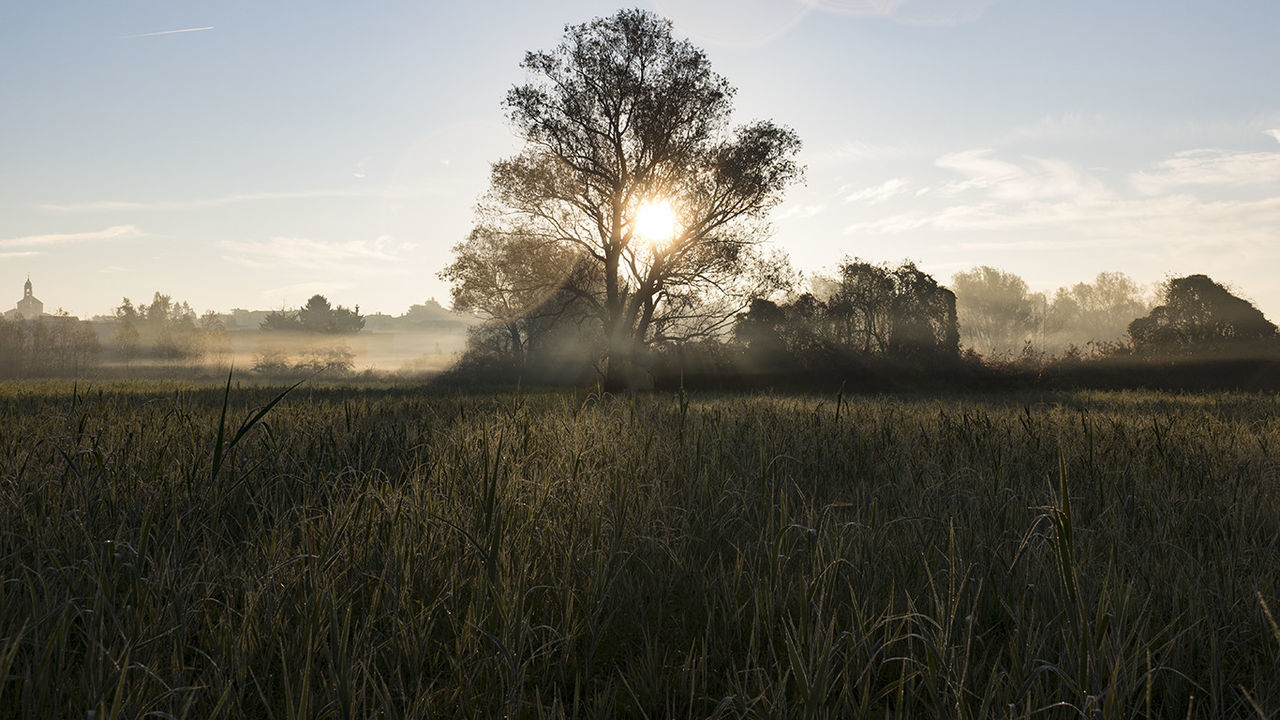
[453,8,802,387]
[1128,274,1277,356]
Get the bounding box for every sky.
[2,0,1279,320]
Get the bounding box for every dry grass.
[1,381,1278,717]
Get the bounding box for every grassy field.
[1,380,1279,718]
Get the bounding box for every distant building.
[4,277,45,320]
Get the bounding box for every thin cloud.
[0,225,149,248]
[38,185,446,213]
[1131,147,1280,195]
[844,178,910,205]
[846,195,1280,246]
[0,251,42,259]
[935,149,1108,202]
[221,235,416,274]
[122,26,214,39]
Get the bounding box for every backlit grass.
[1,381,1278,717]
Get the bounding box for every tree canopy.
[260,295,364,334]
[444,8,802,387]
[737,259,959,366]
[1129,274,1277,356]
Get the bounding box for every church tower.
[8,276,44,319]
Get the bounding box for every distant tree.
[113,300,142,363]
[1046,272,1150,352]
[299,295,364,334]
[259,309,299,332]
[113,292,203,361]
[199,310,230,361]
[462,8,803,388]
[734,297,789,359]
[259,295,364,334]
[0,315,100,377]
[829,259,896,353]
[736,259,958,362]
[1128,274,1277,356]
[888,262,959,357]
[951,266,1040,357]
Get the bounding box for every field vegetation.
[2,380,1279,717]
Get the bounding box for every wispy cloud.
[0,251,43,259]
[844,177,910,205]
[935,149,1108,201]
[807,140,912,169]
[38,185,446,214]
[847,195,1280,250]
[40,190,372,213]
[122,26,213,39]
[0,225,149,248]
[221,235,417,273]
[1131,147,1280,195]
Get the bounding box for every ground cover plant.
[1,380,1279,718]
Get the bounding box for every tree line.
[438,9,1280,389]
[0,292,366,378]
[0,314,100,377]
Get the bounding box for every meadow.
[1,379,1278,718]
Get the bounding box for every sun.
[633,199,680,245]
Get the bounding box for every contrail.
[122,26,214,39]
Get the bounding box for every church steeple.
[24,276,32,299]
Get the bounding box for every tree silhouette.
[1128,274,1277,356]
[736,260,958,366]
[260,295,364,334]
[457,8,802,388]
[888,263,959,357]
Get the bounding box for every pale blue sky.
[3,0,1278,319]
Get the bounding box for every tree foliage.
[736,259,958,366]
[260,295,364,334]
[1129,274,1277,356]
[449,8,803,387]
[114,293,204,360]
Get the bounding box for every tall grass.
[1,381,1278,717]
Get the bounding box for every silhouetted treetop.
[260,295,364,334]
[736,259,958,367]
[1129,274,1276,356]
